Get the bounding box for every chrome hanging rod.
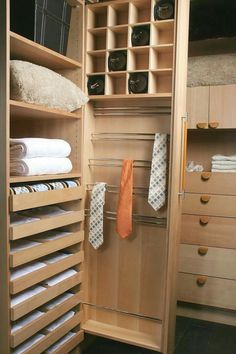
[91,132,156,142]
[85,209,167,227]
[87,183,149,196]
[88,158,151,169]
[94,106,171,116]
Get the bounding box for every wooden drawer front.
[24,311,82,354]
[178,273,236,311]
[179,244,236,280]
[181,215,236,249]
[185,172,236,195]
[10,231,84,267]
[10,186,84,212]
[183,193,236,217]
[50,330,84,354]
[11,272,83,321]
[10,210,84,240]
[10,251,84,294]
[11,292,83,348]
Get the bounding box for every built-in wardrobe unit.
[0,1,190,353]
[177,28,236,325]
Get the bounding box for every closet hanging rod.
[88,158,151,169]
[87,183,149,196]
[91,132,156,142]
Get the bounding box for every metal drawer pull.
[200,195,211,204]
[199,216,210,226]
[198,247,208,256]
[209,121,219,129]
[201,172,211,181]
[196,122,208,129]
[196,276,207,286]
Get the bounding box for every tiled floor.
[84,317,236,354]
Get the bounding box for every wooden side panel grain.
[187,87,209,129]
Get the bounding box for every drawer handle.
[209,121,219,129]
[201,172,211,181]
[196,122,208,129]
[199,216,210,226]
[200,195,211,204]
[198,247,208,256]
[196,276,207,286]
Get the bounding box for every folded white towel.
[11,311,43,333]
[212,163,236,170]
[46,332,76,353]
[211,160,236,166]
[10,157,72,176]
[13,333,45,354]
[212,169,236,173]
[212,154,236,161]
[10,138,71,159]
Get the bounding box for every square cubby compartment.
[151,21,174,45]
[87,29,107,51]
[87,51,106,74]
[128,47,149,71]
[108,3,129,26]
[107,27,128,50]
[106,73,127,95]
[129,0,151,24]
[150,46,173,69]
[107,50,127,72]
[130,25,150,47]
[87,7,107,29]
[87,75,106,96]
[128,72,149,94]
[149,71,172,94]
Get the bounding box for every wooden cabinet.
[0,0,190,353]
[187,84,236,129]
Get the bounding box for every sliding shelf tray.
[10,32,82,70]
[10,251,84,294]
[11,292,83,347]
[51,330,84,354]
[11,271,83,320]
[10,230,84,267]
[20,311,82,354]
[10,173,81,184]
[10,186,84,212]
[10,210,84,240]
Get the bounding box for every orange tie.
[116,160,133,238]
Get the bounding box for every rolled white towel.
[212,154,236,162]
[10,157,72,176]
[10,138,71,159]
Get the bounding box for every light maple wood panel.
[11,292,83,347]
[183,193,236,218]
[209,85,236,129]
[179,244,236,280]
[181,214,236,249]
[178,273,236,311]
[10,186,84,212]
[187,87,209,129]
[11,272,83,321]
[185,172,236,195]
[10,231,84,267]
[10,210,84,240]
[50,330,84,354]
[10,251,84,294]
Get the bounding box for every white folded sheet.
[11,311,44,333]
[46,332,76,353]
[43,269,77,287]
[212,169,236,173]
[11,286,46,307]
[212,163,236,170]
[212,154,236,161]
[11,261,46,280]
[43,293,74,311]
[13,333,45,354]
[45,311,75,332]
[10,157,72,176]
[10,138,71,159]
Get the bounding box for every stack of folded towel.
[10,138,73,176]
[211,154,236,173]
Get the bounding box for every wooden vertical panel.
[162,1,190,353]
[187,87,209,129]
[0,0,10,352]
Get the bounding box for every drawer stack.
[178,172,236,314]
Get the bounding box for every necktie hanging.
[89,182,106,249]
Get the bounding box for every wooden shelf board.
[109,24,129,33]
[152,44,174,52]
[152,19,175,30]
[10,100,81,120]
[88,27,107,34]
[87,49,106,57]
[10,172,81,184]
[128,45,150,53]
[82,320,161,352]
[130,21,151,27]
[10,32,82,70]
[150,68,173,75]
[89,93,172,101]
[67,0,84,6]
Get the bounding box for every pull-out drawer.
[181,214,236,249]
[11,292,83,348]
[183,193,236,217]
[10,186,84,212]
[179,244,236,280]
[185,172,236,195]
[178,273,236,311]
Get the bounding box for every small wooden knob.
[196,122,208,129]
[201,172,211,181]
[198,247,208,256]
[199,216,210,226]
[209,121,219,129]
[196,276,207,286]
[200,195,211,204]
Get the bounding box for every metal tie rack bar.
[93,106,172,117]
[87,183,149,196]
[91,132,156,142]
[88,158,151,168]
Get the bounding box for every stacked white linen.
[211,154,236,172]
[10,138,73,176]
